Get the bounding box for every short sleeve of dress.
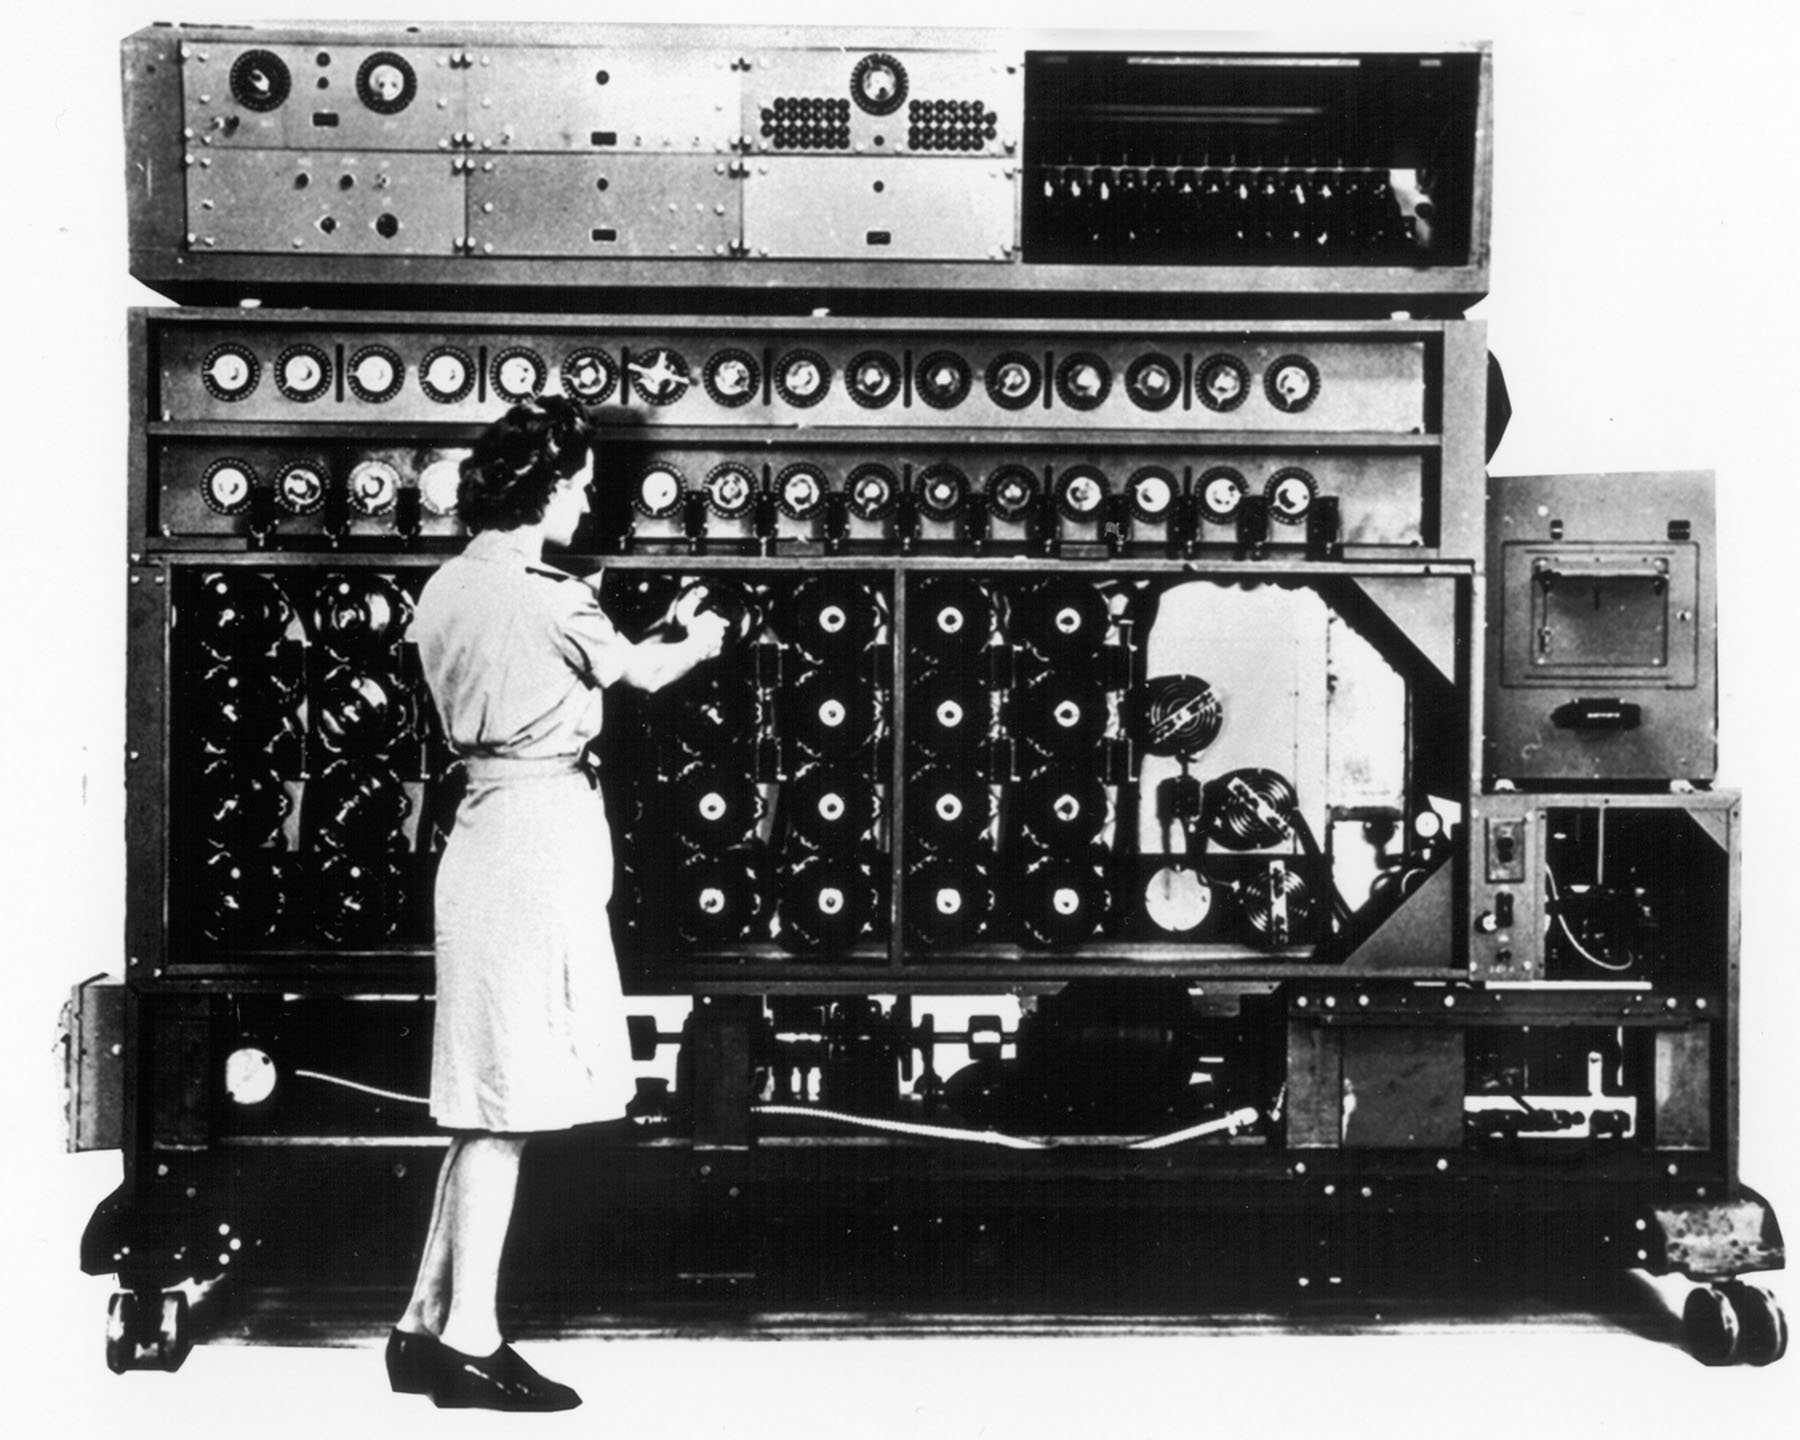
[553,584,629,689]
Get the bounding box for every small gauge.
[1136,673,1223,756]
[627,347,691,406]
[774,349,831,407]
[985,465,1039,521]
[915,351,972,410]
[703,349,761,407]
[419,347,475,404]
[1196,354,1250,412]
[1265,467,1317,524]
[229,49,291,112]
[846,351,901,409]
[1144,867,1214,935]
[347,459,401,516]
[845,463,897,521]
[704,463,757,518]
[560,349,616,404]
[356,52,417,114]
[201,459,257,516]
[1197,465,1249,523]
[418,456,463,517]
[1125,353,1181,412]
[1054,352,1112,410]
[201,344,260,402]
[631,463,686,519]
[1053,465,1108,521]
[223,1046,279,1107]
[1127,465,1177,522]
[274,460,328,515]
[346,345,404,403]
[490,348,546,403]
[851,53,908,116]
[775,463,826,520]
[1264,354,1321,413]
[274,345,331,403]
[916,463,968,518]
[986,352,1042,410]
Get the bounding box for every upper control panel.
[124,23,1491,313]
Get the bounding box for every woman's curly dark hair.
[457,396,595,533]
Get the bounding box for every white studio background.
[5,1,1796,1436]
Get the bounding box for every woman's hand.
[687,610,729,661]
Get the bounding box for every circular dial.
[202,853,286,945]
[1209,768,1299,850]
[1016,771,1108,850]
[916,463,968,519]
[419,347,475,404]
[846,351,901,409]
[1016,859,1107,948]
[274,460,328,515]
[198,759,291,847]
[356,52,417,114]
[314,853,404,945]
[560,349,616,404]
[631,463,686,519]
[915,351,972,410]
[201,344,260,402]
[675,768,761,849]
[774,463,826,520]
[1018,675,1108,758]
[1127,466,1177,522]
[1016,580,1109,656]
[1195,354,1251,412]
[1125,353,1181,412]
[845,463,897,521]
[703,349,761,407]
[985,351,1042,410]
[985,465,1039,521]
[315,669,410,756]
[346,459,401,516]
[189,572,292,660]
[1265,467,1317,524]
[229,50,291,112]
[850,53,908,115]
[703,462,757,518]
[1054,353,1112,410]
[418,455,463,516]
[1264,354,1321,413]
[196,665,299,755]
[490,347,547,403]
[786,669,879,760]
[223,1046,279,1106]
[674,672,759,758]
[784,763,874,846]
[1053,466,1108,521]
[907,766,987,854]
[274,345,331,403]
[1241,864,1316,949]
[676,854,763,946]
[774,349,831,407]
[309,761,410,849]
[313,574,411,655]
[1143,867,1214,935]
[783,576,878,663]
[778,857,874,955]
[628,347,692,406]
[1136,673,1223,756]
[913,670,988,757]
[201,458,257,516]
[905,858,988,949]
[1196,465,1249,523]
[346,345,404,403]
[911,577,992,669]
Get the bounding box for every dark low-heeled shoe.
[385,1327,445,1395]
[431,1342,581,1412]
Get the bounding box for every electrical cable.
[1124,1106,1262,1149]
[1544,865,1634,972]
[753,1103,1050,1149]
[293,1068,429,1105]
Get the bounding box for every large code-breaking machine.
[69,22,1784,1370]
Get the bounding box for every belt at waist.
[461,754,589,784]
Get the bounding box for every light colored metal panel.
[1655,1029,1713,1152]
[469,155,738,258]
[181,42,466,151]
[469,46,739,152]
[187,151,465,256]
[742,46,1022,157]
[745,158,1013,261]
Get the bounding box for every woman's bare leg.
[396,1135,464,1335]
[434,1134,527,1357]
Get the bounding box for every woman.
[385,397,727,1410]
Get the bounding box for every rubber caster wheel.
[1722,1282,1788,1366]
[104,1289,191,1373]
[1682,1284,1742,1366]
